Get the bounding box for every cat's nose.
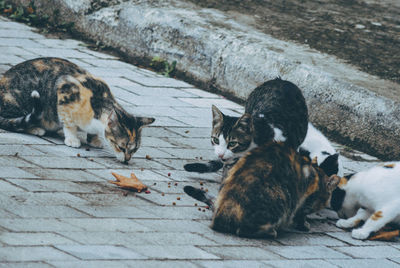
[218,153,224,159]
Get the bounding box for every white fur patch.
[336,162,400,239]
[31,90,40,98]
[269,124,286,142]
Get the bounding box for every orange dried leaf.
[369,229,400,241]
[26,6,34,14]
[109,172,147,192]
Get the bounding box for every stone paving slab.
[0,15,399,267]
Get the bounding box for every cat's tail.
[184,185,215,211]
[0,90,43,132]
[184,160,223,173]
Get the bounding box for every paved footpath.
[0,16,400,268]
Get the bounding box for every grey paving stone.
[0,246,77,261]
[124,232,218,246]
[20,156,105,169]
[46,260,132,268]
[70,205,155,218]
[34,38,84,48]
[0,218,83,232]
[0,133,52,144]
[178,97,243,109]
[0,156,37,167]
[23,47,96,59]
[333,246,400,259]
[57,231,149,245]
[125,85,196,97]
[181,88,221,98]
[0,29,43,39]
[133,219,212,233]
[326,258,400,268]
[54,245,147,260]
[127,245,219,260]
[141,126,185,138]
[275,233,346,246]
[81,58,138,69]
[0,232,76,246]
[130,77,193,88]
[25,168,106,182]
[134,146,175,159]
[140,137,177,148]
[153,169,221,183]
[166,137,212,149]
[200,246,281,260]
[149,116,190,127]
[174,116,213,128]
[125,106,186,118]
[0,167,38,178]
[195,260,269,268]
[3,47,37,56]
[263,260,338,268]
[0,144,46,156]
[72,192,153,207]
[267,245,350,259]
[127,95,194,107]
[143,206,213,220]
[199,231,279,247]
[0,20,36,30]
[0,262,54,268]
[159,147,214,160]
[2,191,88,206]
[7,179,95,193]
[31,144,113,158]
[60,218,151,232]
[167,127,212,138]
[0,179,25,192]
[9,204,89,218]
[0,37,44,48]
[152,158,189,170]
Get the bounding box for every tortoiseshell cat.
[0,57,154,162]
[185,142,340,238]
[184,78,308,176]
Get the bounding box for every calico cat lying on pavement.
[0,57,154,162]
[331,162,400,240]
[185,142,340,238]
[185,78,308,176]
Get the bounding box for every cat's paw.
[336,219,355,229]
[87,135,103,148]
[352,228,370,240]
[65,137,81,148]
[28,127,45,136]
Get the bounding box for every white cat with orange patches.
[333,162,400,240]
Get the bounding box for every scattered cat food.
[202,209,206,212]
[167,172,171,177]
[153,183,157,185]
[198,208,201,211]
[85,148,90,151]
[174,182,178,186]
[205,205,210,210]
[140,168,144,171]
[89,158,94,161]
[177,197,181,200]
[200,157,203,160]
[76,153,81,157]
[172,202,176,205]
[194,203,198,206]
[123,192,128,197]
[205,188,208,192]
[168,185,171,188]
[145,190,151,194]
[200,182,204,186]
[145,155,152,160]
[109,171,148,193]
[168,182,171,185]
[161,193,165,196]
[185,130,190,133]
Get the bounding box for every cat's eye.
[212,137,219,145]
[228,141,238,147]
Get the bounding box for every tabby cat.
[184,78,308,176]
[185,142,340,238]
[0,57,154,162]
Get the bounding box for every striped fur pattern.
[0,57,154,162]
[184,78,308,176]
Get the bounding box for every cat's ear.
[107,109,119,129]
[211,105,224,127]
[137,117,155,128]
[234,113,252,133]
[320,153,339,176]
[325,174,341,192]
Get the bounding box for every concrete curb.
[12,0,400,160]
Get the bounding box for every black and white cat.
[331,162,400,240]
[184,78,308,176]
